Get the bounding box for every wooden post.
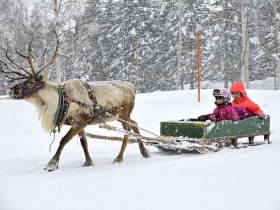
[197,31,201,102]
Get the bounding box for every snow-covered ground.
[0,87,279,210]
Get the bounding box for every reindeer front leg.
[44,121,89,172]
[113,134,129,163]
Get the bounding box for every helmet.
[213,88,231,103]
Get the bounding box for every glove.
[208,114,216,122]
[258,112,266,119]
[198,115,208,121]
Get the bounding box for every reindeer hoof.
[141,148,151,158]
[44,161,59,172]
[113,157,123,163]
[82,159,94,167]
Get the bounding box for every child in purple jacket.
[198,89,239,123]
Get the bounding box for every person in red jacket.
[229,81,266,119]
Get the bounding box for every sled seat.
[160,115,270,147]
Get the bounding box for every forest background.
[0,0,279,94]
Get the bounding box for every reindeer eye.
[27,80,37,86]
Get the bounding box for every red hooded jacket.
[230,82,264,115]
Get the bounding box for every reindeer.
[0,30,150,171]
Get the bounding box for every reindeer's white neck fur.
[25,81,59,132]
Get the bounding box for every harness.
[19,82,44,99]
[53,85,69,132]
[53,81,101,132]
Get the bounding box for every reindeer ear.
[39,71,50,82]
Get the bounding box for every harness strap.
[20,82,44,99]
[53,85,69,132]
[82,82,97,106]
[52,81,102,133]
[81,81,102,117]
[64,96,93,109]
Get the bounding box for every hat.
[213,88,231,103]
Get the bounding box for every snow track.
[1,89,280,210]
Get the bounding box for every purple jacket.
[207,104,240,123]
[233,106,256,120]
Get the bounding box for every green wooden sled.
[160,116,270,146]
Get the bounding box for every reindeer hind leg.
[130,119,151,158]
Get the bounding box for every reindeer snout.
[7,88,13,96]
[8,86,21,99]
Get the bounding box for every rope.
[105,112,162,138]
[49,129,57,152]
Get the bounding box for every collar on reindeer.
[53,85,70,133]
[19,82,44,99]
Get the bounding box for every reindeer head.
[7,71,50,99]
[0,30,63,100]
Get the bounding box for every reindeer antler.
[0,55,34,82]
[0,29,65,82]
[0,60,33,82]
[36,29,63,75]
[14,42,37,75]
[5,52,34,77]
[0,60,27,77]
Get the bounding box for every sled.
[159,115,270,150]
[86,115,271,154]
